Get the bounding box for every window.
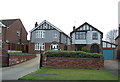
[35,43,44,50]
[53,32,58,38]
[92,32,98,40]
[0,40,2,48]
[35,30,45,38]
[75,32,86,39]
[17,31,20,36]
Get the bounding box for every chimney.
[73,26,75,31]
[35,22,38,27]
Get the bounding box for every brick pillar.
[2,43,9,66]
[28,43,35,53]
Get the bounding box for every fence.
[8,43,28,53]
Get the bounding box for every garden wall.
[42,56,104,69]
[9,55,36,66]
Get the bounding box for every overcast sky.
[0,0,119,40]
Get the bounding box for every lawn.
[18,68,118,80]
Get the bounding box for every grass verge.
[18,68,119,80]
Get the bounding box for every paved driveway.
[104,60,119,76]
[1,54,40,81]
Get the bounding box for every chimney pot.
[73,26,75,31]
[35,22,38,27]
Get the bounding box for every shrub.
[81,47,90,53]
[44,50,102,58]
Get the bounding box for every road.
[1,54,40,81]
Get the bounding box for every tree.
[106,29,118,43]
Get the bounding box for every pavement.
[0,54,40,81]
[104,60,119,76]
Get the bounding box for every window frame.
[92,32,98,40]
[75,32,86,40]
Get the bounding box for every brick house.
[0,19,28,53]
[70,22,103,53]
[30,20,71,53]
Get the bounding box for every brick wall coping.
[46,57,102,59]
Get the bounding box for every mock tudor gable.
[30,20,63,33]
[70,22,103,53]
[70,22,103,37]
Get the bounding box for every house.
[0,19,28,53]
[30,20,71,53]
[70,22,103,53]
[115,24,120,59]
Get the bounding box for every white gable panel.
[86,25,89,30]
[83,25,85,30]
[80,27,82,30]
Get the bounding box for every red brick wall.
[42,56,104,69]
[1,43,9,66]
[9,55,36,66]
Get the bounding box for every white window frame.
[92,32,98,40]
[35,43,44,50]
[36,30,45,38]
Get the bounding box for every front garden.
[18,51,118,80]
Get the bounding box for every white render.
[71,23,102,45]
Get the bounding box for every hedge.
[43,51,102,58]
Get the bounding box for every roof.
[70,22,103,35]
[30,20,71,38]
[102,40,117,46]
[0,22,6,27]
[0,19,28,34]
[0,19,19,27]
[115,35,120,40]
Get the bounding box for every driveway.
[104,60,119,76]
[1,54,40,81]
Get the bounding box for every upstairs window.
[53,32,58,38]
[36,30,45,38]
[75,32,86,39]
[92,32,98,40]
[17,31,20,36]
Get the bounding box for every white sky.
[0,0,119,40]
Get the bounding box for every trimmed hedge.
[44,51,102,58]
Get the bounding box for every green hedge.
[44,51,102,58]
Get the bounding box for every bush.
[44,51,102,58]
[81,47,90,53]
